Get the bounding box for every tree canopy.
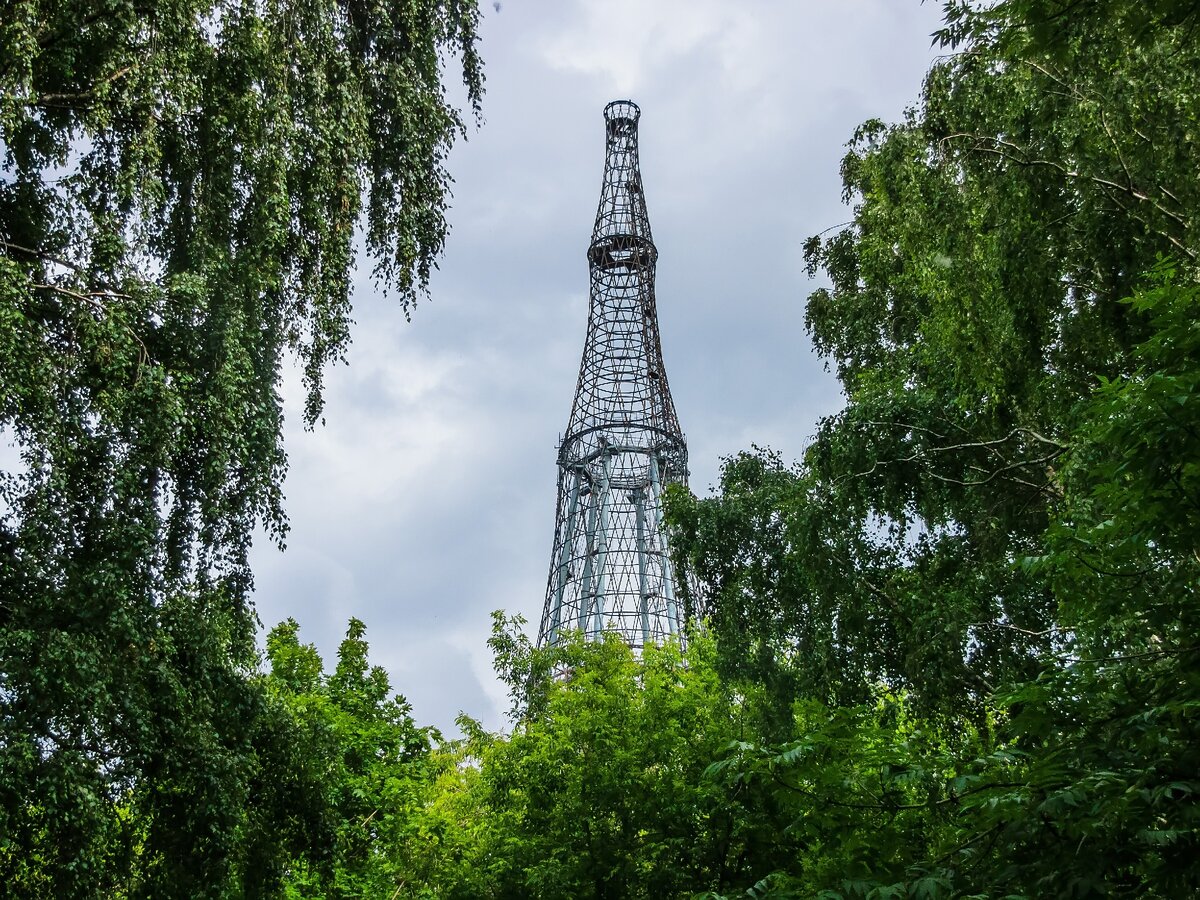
[1,0,482,893]
[667,0,1200,894]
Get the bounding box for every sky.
[250,0,949,733]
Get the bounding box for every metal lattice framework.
[538,100,689,652]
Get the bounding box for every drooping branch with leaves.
[0,0,482,894]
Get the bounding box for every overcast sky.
[250,0,948,733]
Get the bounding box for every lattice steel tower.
[537,100,689,652]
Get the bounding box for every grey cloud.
[251,0,946,734]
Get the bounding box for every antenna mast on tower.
[538,100,691,652]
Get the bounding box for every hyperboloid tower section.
[537,100,690,653]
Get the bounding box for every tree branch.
[1058,644,1200,664]
[23,66,135,107]
[2,238,88,276]
[938,132,1194,260]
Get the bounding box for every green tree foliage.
[415,615,795,899]
[264,618,438,898]
[952,265,1200,897]
[674,0,1199,713]
[666,0,1200,896]
[701,696,989,900]
[0,0,482,893]
[678,271,1199,897]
